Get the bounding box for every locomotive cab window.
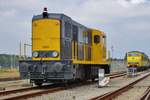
[72,25,78,41]
[65,22,71,38]
[94,35,100,44]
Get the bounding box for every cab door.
[72,25,78,60]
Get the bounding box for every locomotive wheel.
[105,65,110,74]
[101,65,110,74]
[35,82,43,86]
[92,78,95,82]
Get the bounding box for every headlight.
[52,51,59,57]
[33,51,38,57]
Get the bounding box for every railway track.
[90,71,150,100]
[106,72,126,79]
[140,86,150,100]
[0,77,20,82]
[0,71,126,100]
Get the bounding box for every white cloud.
[130,0,146,4]
[117,0,150,7]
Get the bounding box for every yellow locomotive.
[19,8,110,86]
[125,51,150,70]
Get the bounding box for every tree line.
[0,54,31,69]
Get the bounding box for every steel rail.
[0,87,38,96]
[2,87,64,100]
[90,72,150,100]
[0,77,20,82]
[106,71,126,76]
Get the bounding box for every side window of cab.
[103,35,106,45]
[94,35,100,44]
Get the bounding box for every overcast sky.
[0,0,150,58]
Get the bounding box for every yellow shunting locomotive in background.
[125,51,150,71]
[19,8,110,86]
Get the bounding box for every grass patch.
[0,68,19,78]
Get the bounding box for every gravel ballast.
[28,72,150,100]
